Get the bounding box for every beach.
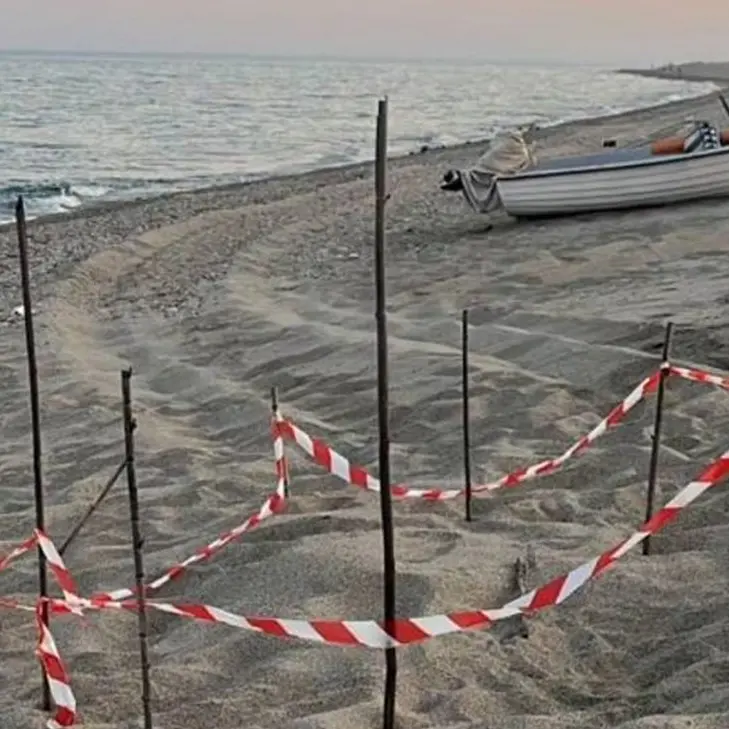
[3,79,729,729]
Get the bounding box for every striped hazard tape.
[2,359,727,729]
[9,431,723,729]
[0,530,79,728]
[2,482,288,611]
[0,533,39,574]
[1,426,293,728]
[37,531,83,606]
[275,371,661,500]
[36,601,76,728]
[273,408,290,491]
[91,478,287,604]
[92,413,290,604]
[670,365,729,391]
[45,445,727,649]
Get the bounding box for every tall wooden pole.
[121,369,154,729]
[462,309,473,522]
[375,98,397,729]
[643,321,673,556]
[15,196,50,711]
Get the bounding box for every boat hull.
[496,147,729,218]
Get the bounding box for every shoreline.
[1,80,723,233]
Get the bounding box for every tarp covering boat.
[442,130,536,213]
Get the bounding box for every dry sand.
[3,86,729,729]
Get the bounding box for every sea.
[0,52,718,224]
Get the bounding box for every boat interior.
[529,146,653,173]
[525,122,729,175]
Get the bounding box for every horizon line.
[0,48,643,68]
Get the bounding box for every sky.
[2,0,729,66]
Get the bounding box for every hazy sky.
[3,0,729,65]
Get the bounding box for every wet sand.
[3,86,729,729]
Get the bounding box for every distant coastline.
[617,61,729,84]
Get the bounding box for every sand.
[3,84,729,729]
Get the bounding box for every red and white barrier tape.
[2,360,728,727]
[670,365,729,391]
[0,530,83,610]
[3,473,290,726]
[37,531,82,606]
[36,601,76,728]
[62,445,729,648]
[0,533,39,574]
[92,417,290,601]
[91,477,287,604]
[0,532,78,727]
[275,372,660,500]
[34,530,81,727]
[472,370,660,493]
[273,409,290,492]
[16,437,725,729]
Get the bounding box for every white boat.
[442,121,729,218]
[498,144,729,218]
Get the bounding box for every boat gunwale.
[498,144,729,182]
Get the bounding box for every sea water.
[0,51,717,223]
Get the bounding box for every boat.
[442,121,729,218]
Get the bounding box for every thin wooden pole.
[59,459,127,556]
[375,97,397,729]
[270,386,289,497]
[15,195,50,711]
[643,321,673,556]
[121,369,153,729]
[462,309,473,522]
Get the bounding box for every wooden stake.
[643,321,673,557]
[15,196,50,711]
[374,98,397,729]
[121,369,153,729]
[462,309,473,522]
[512,555,530,639]
[59,458,127,556]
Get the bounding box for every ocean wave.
[0,182,111,224]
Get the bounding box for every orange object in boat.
[650,129,729,155]
[650,136,685,155]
